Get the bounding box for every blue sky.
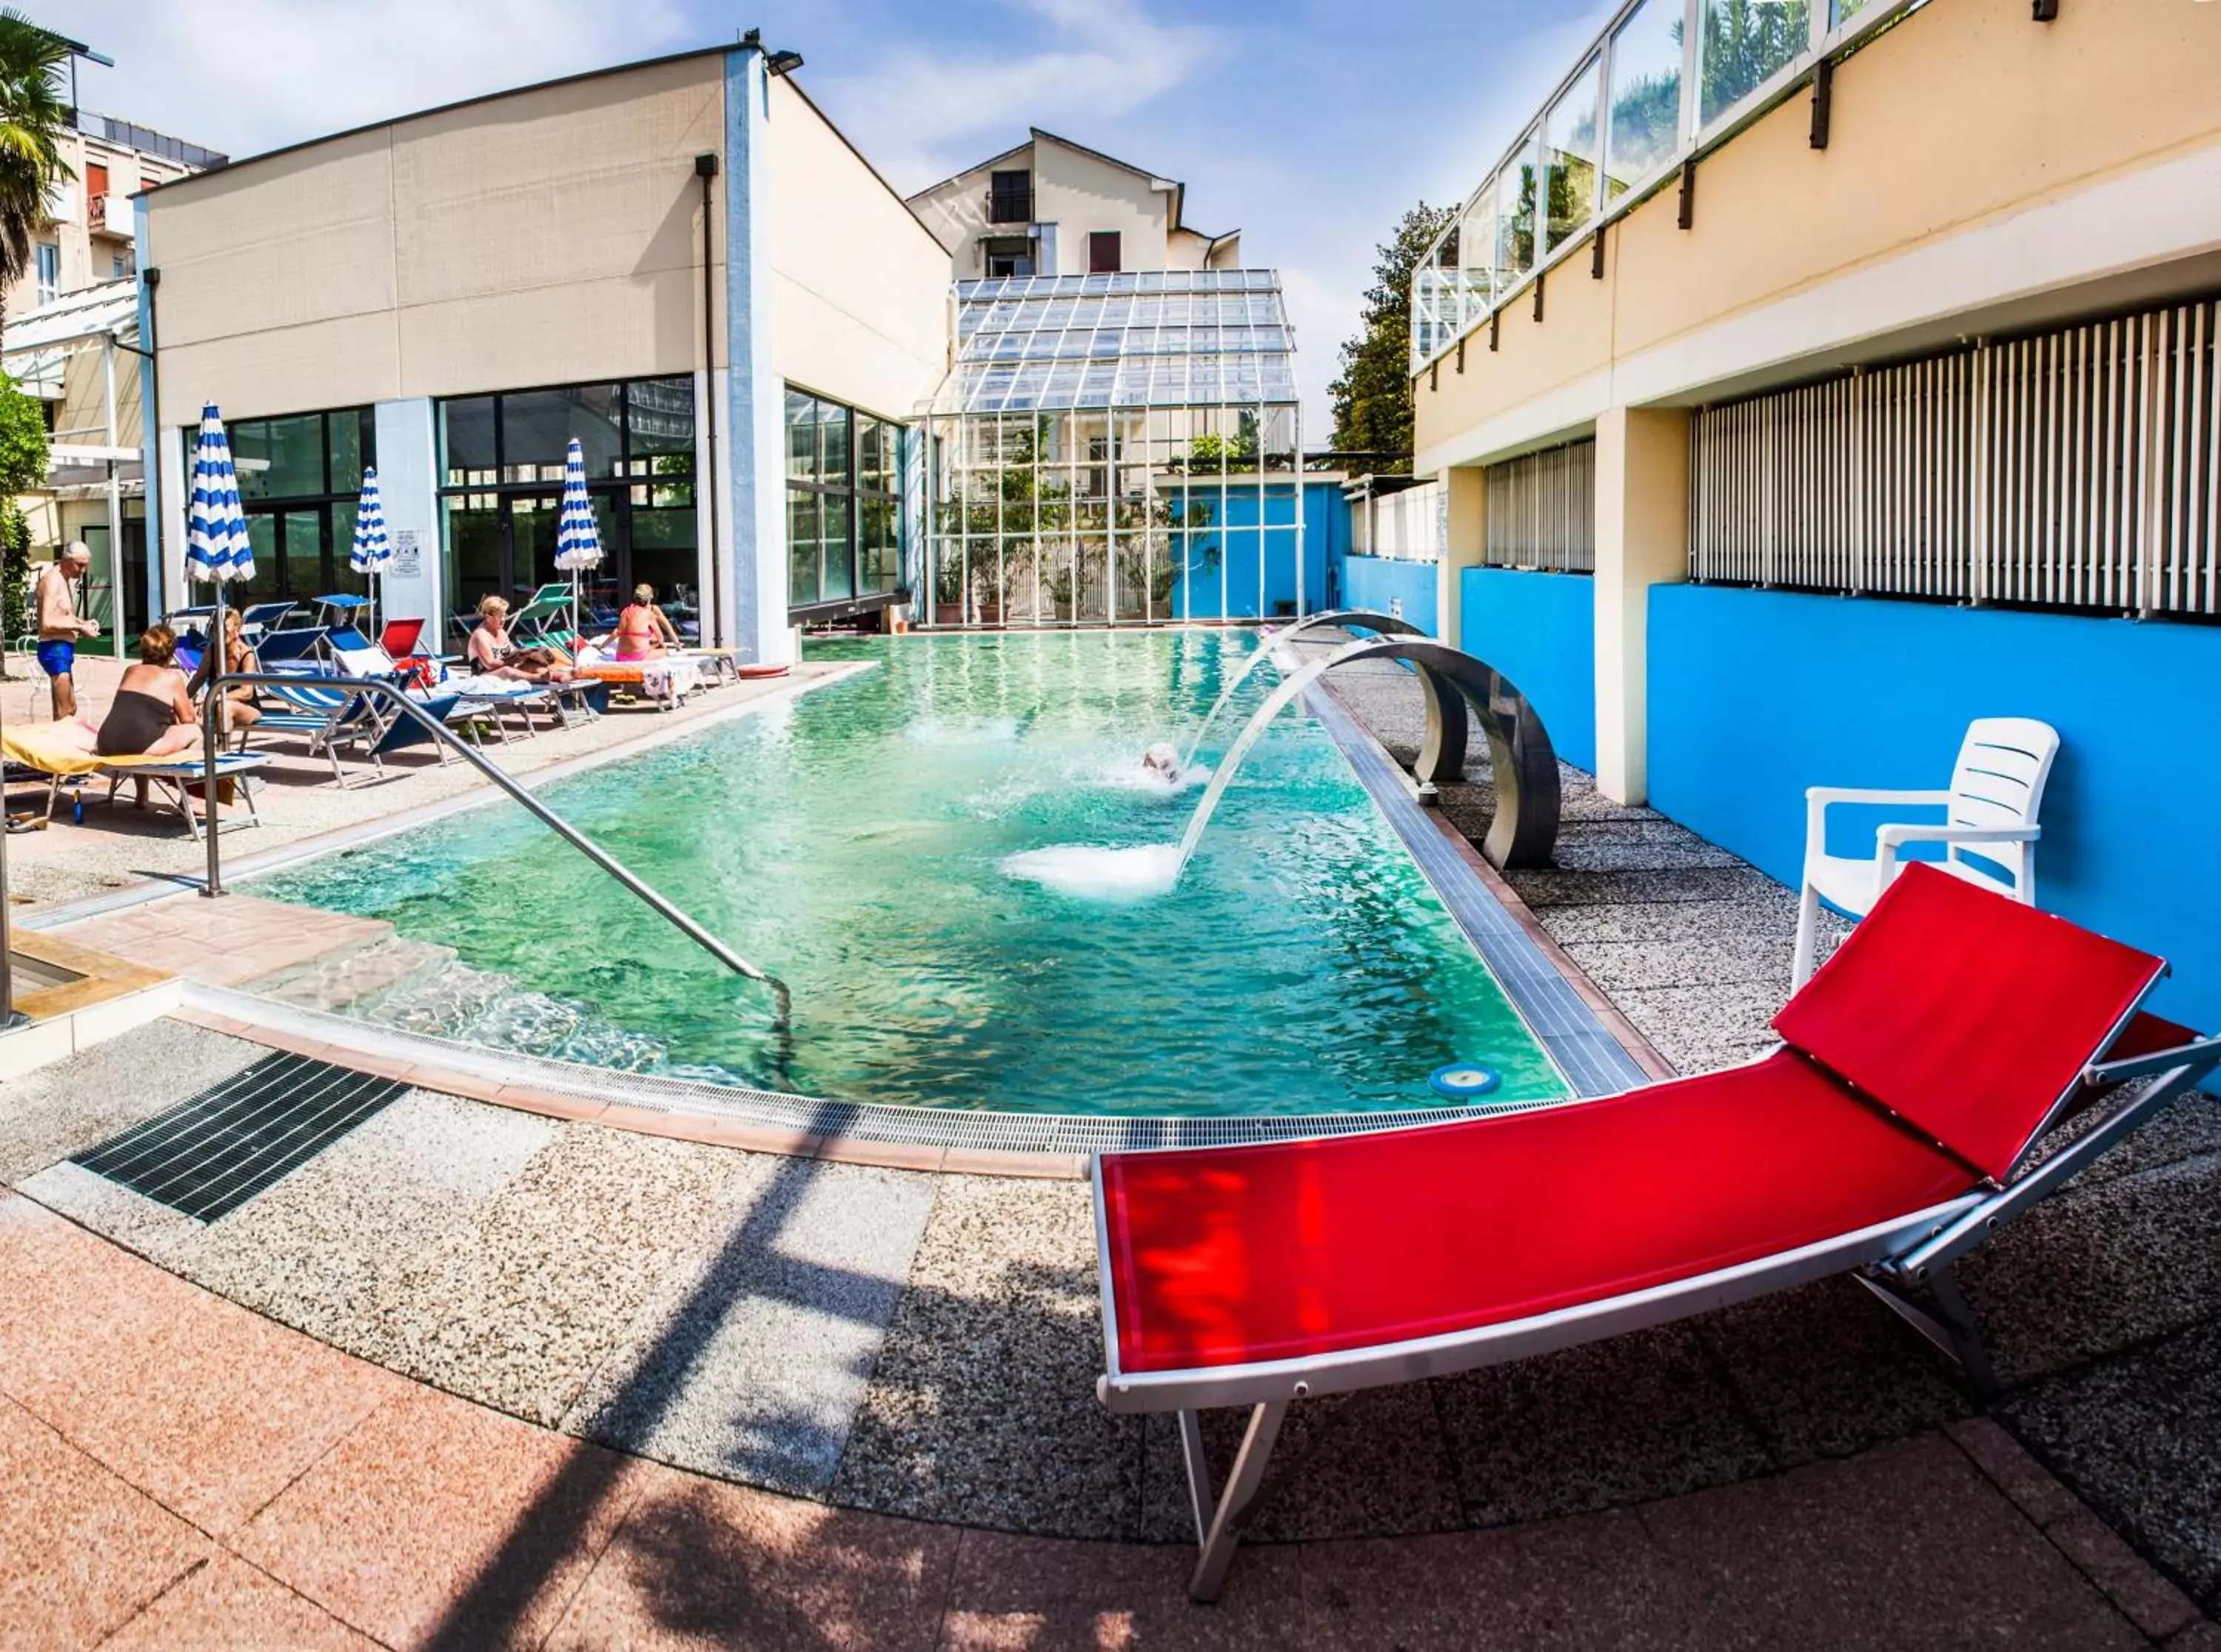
[47,0,1615,430]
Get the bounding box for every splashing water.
[1173,636,1390,873]
[1180,611,1421,771]
[1006,635,1395,904]
[1000,842,1184,900]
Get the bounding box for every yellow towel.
[1,722,180,777]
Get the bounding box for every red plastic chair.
[378,619,436,691]
[1093,865,2220,1599]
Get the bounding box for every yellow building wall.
[145,55,726,426]
[768,78,950,420]
[1416,0,2221,463]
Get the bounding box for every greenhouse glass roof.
[934,269,1299,414]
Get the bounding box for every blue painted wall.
[1648,583,2221,1024]
[1168,480,1344,620]
[1458,568,1596,773]
[1339,555,1438,637]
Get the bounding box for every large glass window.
[1494,139,1537,291]
[195,406,378,607]
[1542,58,1604,256]
[435,377,697,632]
[1701,0,1810,128]
[1457,189,1497,324]
[784,388,905,611]
[1605,0,1688,199]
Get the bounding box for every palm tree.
[0,10,71,339]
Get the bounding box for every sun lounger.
[238,600,298,639]
[251,669,460,786]
[1092,864,2221,1600]
[0,724,270,842]
[430,623,603,731]
[252,626,329,668]
[86,753,271,842]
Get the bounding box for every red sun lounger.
[1092,864,2221,1600]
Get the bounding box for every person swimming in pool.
[1141,742,1184,786]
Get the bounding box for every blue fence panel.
[1648,583,2221,1024]
[1458,567,1595,773]
[1340,556,1439,637]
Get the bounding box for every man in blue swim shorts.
[35,541,100,719]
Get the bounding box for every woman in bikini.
[187,608,262,735]
[606,584,681,661]
[469,594,572,682]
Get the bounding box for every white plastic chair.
[1792,717,2060,988]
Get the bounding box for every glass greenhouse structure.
[924,270,1305,626]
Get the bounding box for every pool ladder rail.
[197,669,797,1078]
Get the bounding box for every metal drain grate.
[71,1052,409,1221]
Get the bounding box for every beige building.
[1398,0,2221,1020]
[133,44,951,662]
[0,114,222,645]
[906,130,1240,281]
[11,110,222,323]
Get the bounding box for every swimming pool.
[256,631,1567,1118]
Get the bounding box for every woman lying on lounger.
[96,625,204,760]
[468,594,572,682]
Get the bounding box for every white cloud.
[808,0,1225,192]
[46,0,690,158]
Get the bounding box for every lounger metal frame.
[40,754,272,842]
[1093,1022,2221,1602]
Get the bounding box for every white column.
[724,44,791,666]
[1437,464,1487,648]
[371,399,440,635]
[1592,406,1690,805]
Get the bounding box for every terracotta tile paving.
[546,1468,959,1652]
[0,1185,2205,1648]
[230,1385,652,1651]
[95,1554,383,1651]
[0,1398,210,1652]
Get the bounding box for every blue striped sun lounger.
[88,753,271,843]
[250,670,460,787]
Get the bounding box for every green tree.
[0,11,72,338]
[1328,202,1455,471]
[0,372,47,647]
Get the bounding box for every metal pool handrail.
[198,670,795,1042]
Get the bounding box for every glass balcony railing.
[1410,0,1922,375]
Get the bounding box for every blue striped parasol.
[184,403,253,889]
[348,466,392,635]
[185,404,253,587]
[552,437,604,636]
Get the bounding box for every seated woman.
[96,625,205,764]
[468,594,572,682]
[186,608,261,735]
[603,583,682,661]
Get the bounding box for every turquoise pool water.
[258,631,1566,1118]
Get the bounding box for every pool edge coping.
[77,632,1658,1171]
[1300,669,1671,1095]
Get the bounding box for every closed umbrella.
[348,466,392,638]
[553,437,604,640]
[185,403,255,895]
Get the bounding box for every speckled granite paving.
[3,641,2217,1634]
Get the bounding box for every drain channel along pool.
[256,631,1567,1118]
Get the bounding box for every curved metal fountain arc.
[1173,635,1561,876]
[1181,609,1429,772]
